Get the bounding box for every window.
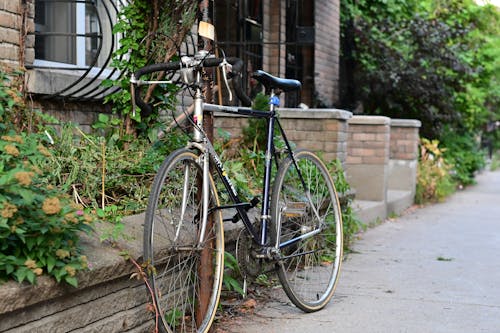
[30,0,123,100]
[34,0,110,68]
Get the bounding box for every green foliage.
[415,138,456,204]
[102,0,198,128]
[328,160,364,249]
[223,252,245,297]
[44,123,189,216]
[440,127,485,186]
[341,0,500,140]
[0,68,31,132]
[0,131,93,286]
[490,151,500,171]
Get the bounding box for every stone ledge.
[279,108,352,120]
[215,108,352,120]
[390,118,422,128]
[348,115,391,126]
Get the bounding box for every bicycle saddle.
[252,70,302,92]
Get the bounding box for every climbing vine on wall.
[102,0,198,136]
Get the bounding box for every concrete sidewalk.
[219,169,500,333]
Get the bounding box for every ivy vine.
[102,0,198,136]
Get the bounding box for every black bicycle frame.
[204,94,303,249]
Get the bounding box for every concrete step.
[352,199,386,226]
[387,189,414,216]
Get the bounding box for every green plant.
[0,131,93,286]
[340,0,500,140]
[440,127,485,186]
[328,159,364,249]
[490,152,500,171]
[415,138,456,204]
[44,122,189,218]
[223,252,245,297]
[102,0,198,137]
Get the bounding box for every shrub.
[415,138,456,204]
[0,131,93,286]
[440,127,485,186]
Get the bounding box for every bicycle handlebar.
[132,57,252,115]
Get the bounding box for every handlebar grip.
[132,57,251,115]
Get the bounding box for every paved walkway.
[219,169,500,332]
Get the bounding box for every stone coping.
[348,115,391,125]
[390,118,422,128]
[215,108,352,120]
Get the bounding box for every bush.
[440,127,485,186]
[0,131,93,286]
[415,138,456,204]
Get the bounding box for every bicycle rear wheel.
[270,149,343,312]
[144,148,224,333]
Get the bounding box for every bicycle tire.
[270,149,343,312]
[144,148,224,333]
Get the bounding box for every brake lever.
[219,58,233,102]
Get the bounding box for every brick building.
[0,0,340,122]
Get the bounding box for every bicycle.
[132,50,343,333]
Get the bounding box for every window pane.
[35,1,76,64]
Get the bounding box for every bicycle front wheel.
[271,149,343,312]
[144,148,224,333]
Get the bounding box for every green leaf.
[14,267,29,283]
[47,256,56,273]
[64,276,78,287]
[26,270,36,284]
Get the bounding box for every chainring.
[235,229,263,278]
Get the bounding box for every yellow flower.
[64,213,77,224]
[37,144,51,157]
[71,202,84,210]
[84,214,93,224]
[33,268,43,276]
[1,135,23,144]
[56,249,70,259]
[1,202,18,218]
[80,255,88,269]
[42,197,61,215]
[64,265,76,277]
[24,259,37,269]
[14,171,35,186]
[4,144,19,157]
[31,165,42,175]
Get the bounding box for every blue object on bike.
[270,96,280,106]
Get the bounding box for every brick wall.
[347,116,391,166]
[0,0,34,68]
[214,108,352,164]
[345,116,391,202]
[314,0,340,107]
[390,119,421,161]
